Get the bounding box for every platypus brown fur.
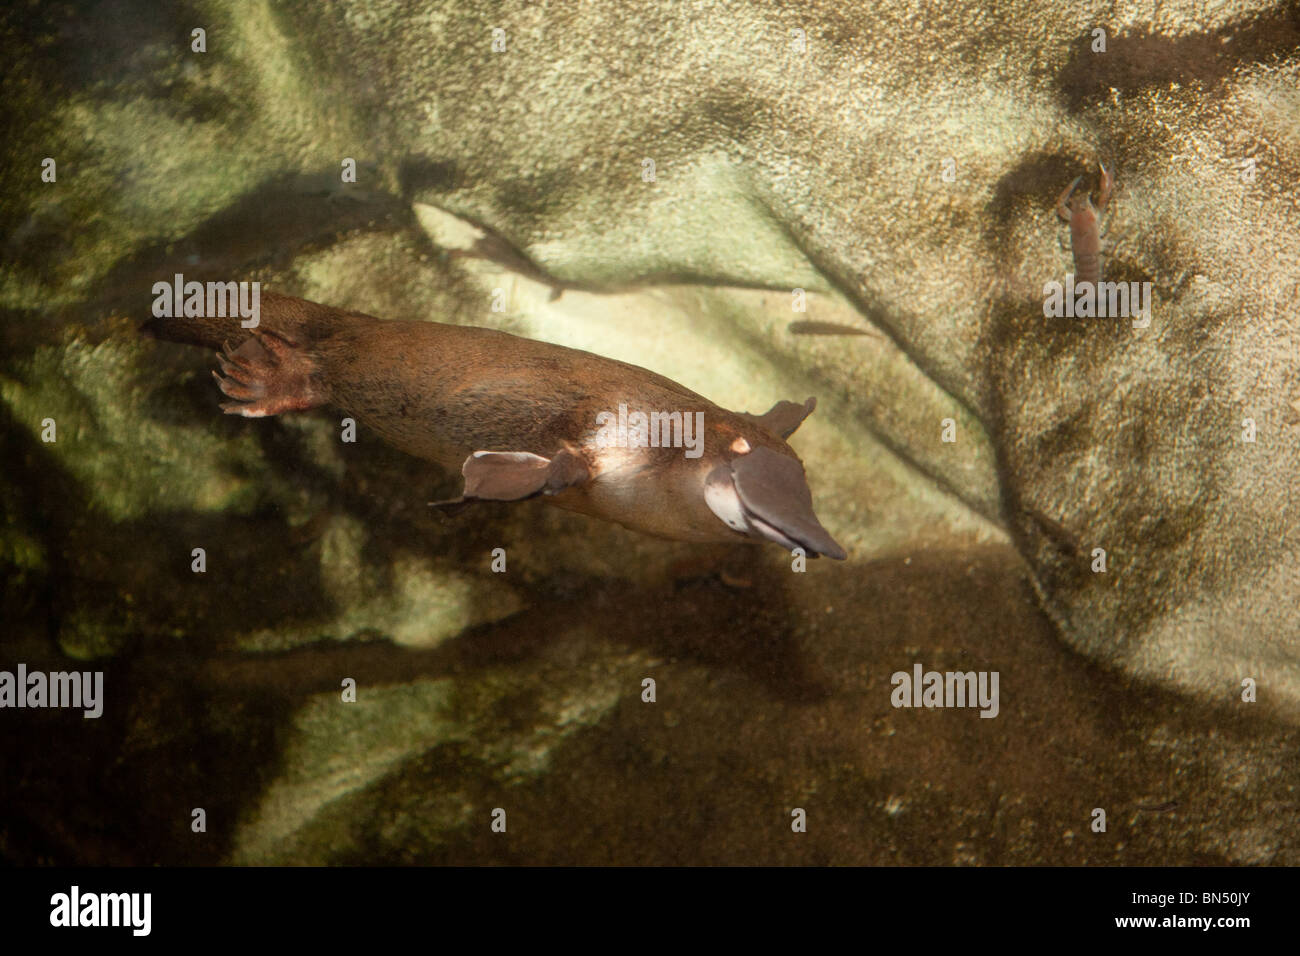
[148,291,846,559]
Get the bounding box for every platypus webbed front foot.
[737,397,818,440]
[429,446,590,510]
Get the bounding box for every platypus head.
[703,445,847,559]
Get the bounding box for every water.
[2,0,1298,867]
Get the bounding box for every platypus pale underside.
[148,291,847,559]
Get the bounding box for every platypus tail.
[142,290,353,351]
[144,290,362,417]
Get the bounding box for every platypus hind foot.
[213,330,326,417]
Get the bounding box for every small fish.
[788,320,878,336]
[1134,801,1179,813]
[447,230,577,301]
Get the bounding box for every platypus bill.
[149,291,847,559]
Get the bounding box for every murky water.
[3,0,1298,866]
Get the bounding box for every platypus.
[147,291,846,559]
